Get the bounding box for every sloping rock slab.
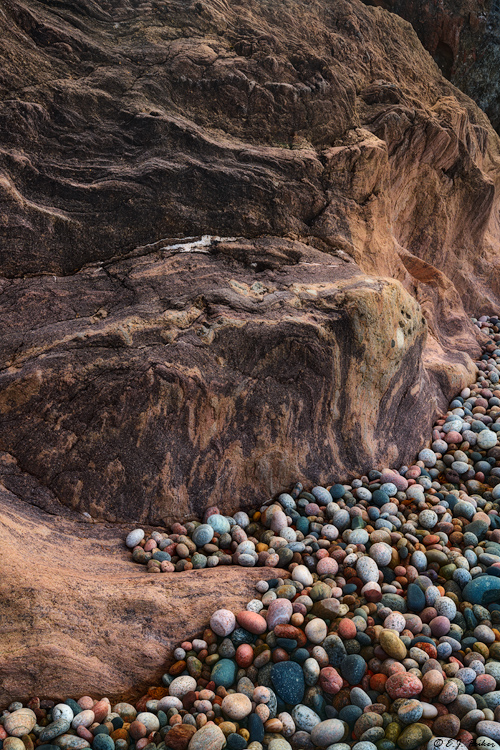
[0,478,288,708]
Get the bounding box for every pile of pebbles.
[4,315,500,750]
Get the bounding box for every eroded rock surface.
[0,467,288,707]
[0,0,499,522]
[0,237,478,523]
[367,0,500,134]
[1,0,500,708]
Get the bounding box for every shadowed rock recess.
[364,0,500,135]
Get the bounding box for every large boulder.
[0,237,477,524]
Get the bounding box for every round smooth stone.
[126,529,144,548]
[304,657,321,686]
[221,694,252,720]
[52,706,74,723]
[211,659,238,688]
[71,711,94,729]
[380,630,407,660]
[3,740,25,750]
[238,553,256,566]
[463,576,500,605]
[348,529,369,545]
[434,597,456,619]
[207,515,231,534]
[187,723,225,750]
[421,703,438,719]
[350,688,372,709]
[92,735,114,750]
[305,618,328,644]
[291,705,321,732]
[477,723,500,742]
[267,599,293,630]
[168,675,197,698]
[271,661,305,705]
[210,609,236,637]
[419,449,437,467]
[317,557,339,576]
[356,556,379,583]
[407,583,426,612]
[397,723,432,750]
[419,510,438,529]
[157,696,183,711]
[477,430,498,449]
[369,543,392,566]
[233,511,250,528]
[397,699,423,724]
[268,740,292,750]
[311,719,346,747]
[340,654,366,685]
[236,610,267,634]
[40,720,71,743]
[385,673,423,699]
[54,736,89,749]
[192,524,214,546]
[322,524,339,541]
[4,708,37,738]
[135,713,159,732]
[292,565,314,586]
[312,486,334,503]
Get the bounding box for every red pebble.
[77,727,94,742]
[385,672,423,699]
[236,611,267,635]
[338,619,357,640]
[236,644,254,668]
[129,722,147,741]
[370,673,388,692]
[319,666,343,694]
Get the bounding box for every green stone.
[396,723,432,750]
[385,723,402,742]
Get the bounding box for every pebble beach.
[5,314,500,750]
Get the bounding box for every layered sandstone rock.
[366,0,500,134]
[0,237,478,524]
[0,0,499,523]
[1,0,500,706]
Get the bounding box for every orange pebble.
[370,673,387,691]
[169,660,186,676]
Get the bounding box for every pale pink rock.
[210,609,236,637]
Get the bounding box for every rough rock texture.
[0,0,499,522]
[0,463,288,707]
[0,237,478,523]
[1,0,500,706]
[366,0,500,134]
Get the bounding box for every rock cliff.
[2,0,500,706]
[367,0,500,134]
[1,0,499,522]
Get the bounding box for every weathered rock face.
[366,0,500,134]
[1,0,500,710]
[0,0,499,524]
[0,236,478,524]
[0,465,289,707]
